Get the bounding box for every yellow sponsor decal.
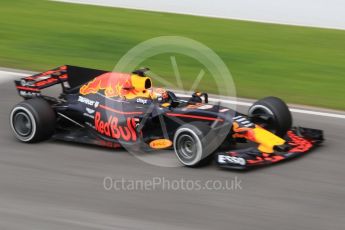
[149,139,173,149]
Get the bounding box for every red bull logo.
[94,112,137,142]
[80,72,152,99]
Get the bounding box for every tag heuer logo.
[94,101,99,108]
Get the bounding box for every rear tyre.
[10,98,56,143]
[173,122,220,167]
[248,96,292,137]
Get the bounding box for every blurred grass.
[0,0,344,109]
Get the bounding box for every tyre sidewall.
[174,126,204,166]
[248,97,292,137]
[10,105,37,142]
[173,122,223,167]
[10,99,56,143]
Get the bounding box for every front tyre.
[10,98,56,143]
[248,96,292,137]
[173,123,218,167]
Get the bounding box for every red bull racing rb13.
[10,65,324,170]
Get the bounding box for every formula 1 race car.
[10,65,324,170]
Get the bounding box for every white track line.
[288,108,345,119]
[2,70,345,119]
[175,93,345,119]
[0,70,28,84]
[0,70,28,77]
[215,98,345,119]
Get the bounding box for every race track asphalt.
[0,71,345,230]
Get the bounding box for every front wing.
[216,127,324,170]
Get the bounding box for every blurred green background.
[0,0,344,109]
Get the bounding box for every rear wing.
[15,65,107,98]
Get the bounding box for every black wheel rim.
[177,134,197,160]
[250,108,277,133]
[13,112,32,137]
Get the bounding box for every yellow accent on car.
[124,74,152,99]
[253,126,285,153]
[131,74,151,90]
[161,102,170,107]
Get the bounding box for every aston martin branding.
[86,107,95,114]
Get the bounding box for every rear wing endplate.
[15,65,107,98]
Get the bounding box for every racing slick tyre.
[173,122,220,167]
[10,98,56,143]
[248,96,292,137]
